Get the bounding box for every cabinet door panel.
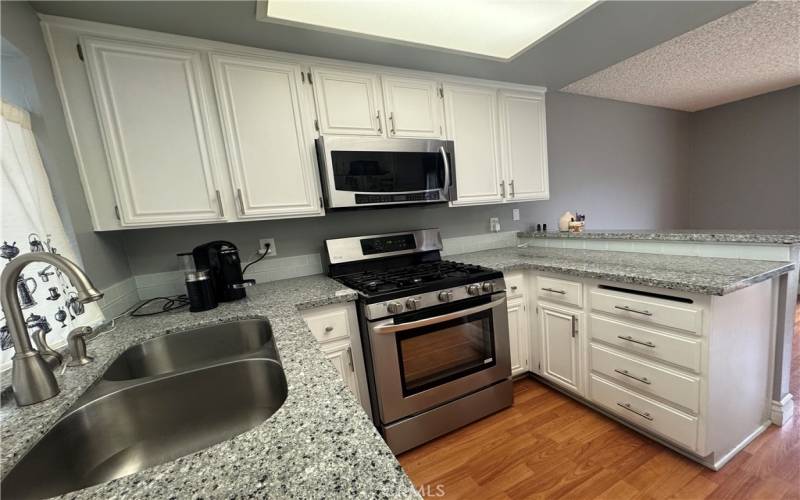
[499,91,549,201]
[210,54,322,218]
[382,76,443,138]
[444,83,504,205]
[540,304,580,394]
[507,297,529,376]
[321,341,359,398]
[81,37,222,226]
[311,66,382,136]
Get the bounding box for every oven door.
[367,293,510,424]
[316,136,455,209]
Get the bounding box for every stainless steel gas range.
[325,229,513,454]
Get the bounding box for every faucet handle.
[66,326,94,367]
[32,327,63,369]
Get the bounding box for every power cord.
[129,295,190,317]
[242,243,270,276]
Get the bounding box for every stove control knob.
[386,301,404,314]
[405,298,421,311]
[466,284,481,296]
[482,282,495,293]
[438,291,453,303]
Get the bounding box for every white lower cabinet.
[506,296,529,376]
[538,303,582,395]
[301,303,370,414]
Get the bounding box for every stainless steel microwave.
[315,136,455,209]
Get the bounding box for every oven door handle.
[440,145,451,192]
[374,297,505,334]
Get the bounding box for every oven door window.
[396,307,495,396]
[331,150,447,193]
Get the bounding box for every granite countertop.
[517,229,800,245]
[450,246,794,295]
[0,275,419,499]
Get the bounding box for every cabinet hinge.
[301,72,305,83]
[307,72,313,84]
[314,119,319,131]
[438,86,444,98]
[535,306,539,314]
[319,196,323,209]
[538,362,541,370]
[113,205,120,220]
[76,43,84,61]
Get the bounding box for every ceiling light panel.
[261,0,598,60]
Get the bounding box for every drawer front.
[302,306,351,343]
[537,276,583,307]
[590,289,702,334]
[590,344,700,413]
[590,375,698,451]
[505,272,525,298]
[590,315,702,372]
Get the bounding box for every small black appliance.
[191,241,254,302]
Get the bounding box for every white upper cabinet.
[80,37,224,226]
[443,83,504,206]
[381,76,444,138]
[311,66,384,136]
[209,53,323,219]
[499,90,549,201]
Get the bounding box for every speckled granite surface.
[0,275,419,499]
[518,230,800,245]
[450,247,794,295]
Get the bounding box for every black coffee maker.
[192,241,254,302]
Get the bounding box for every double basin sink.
[2,319,288,499]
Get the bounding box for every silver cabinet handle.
[509,180,515,197]
[215,190,224,216]
[389,112,396,135]
[346,346,354,371]
[324,326,334,333]
[614,368,651,385]
[376,110,382,134]
[510,285,518,291]
[615,305,653,316]
[500,180,506,197]
[617,335,656,348]
[374,297,505,334]
[617,402,654,421]
[571,316,577,338]
[236,188,245,215]
[542,287,566,295]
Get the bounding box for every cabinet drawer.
[590,315,701,372]
[301,306,351,343]
[590,344,700,413]
[590,375,698,451]
[537,276,582,307]
[590,289,702,334]
[505,272,525,298]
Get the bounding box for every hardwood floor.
[397,304,800,499]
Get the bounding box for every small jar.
[185,269,217,312]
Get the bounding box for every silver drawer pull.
[614,368,651,385]
[617,335,656,348]
[510,285,518,291]
[324,326,334,333]
[617,402,654,421]
[542,287,566,295]
[615,305,653,316]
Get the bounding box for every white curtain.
[1,100,104,369]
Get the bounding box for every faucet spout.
[0,253,103,406]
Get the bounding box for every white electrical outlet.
[512,209,520,221]
[258,238,277,256]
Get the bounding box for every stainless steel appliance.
[315,136,455,209]
[326,229,512,454]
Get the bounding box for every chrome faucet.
[0,253,103,406]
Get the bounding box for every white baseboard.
[770,394,795,426]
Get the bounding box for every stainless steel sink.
[1,358,287,500]
[103,319,276,381]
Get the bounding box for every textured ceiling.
[562,1,800,111]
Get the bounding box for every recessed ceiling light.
[257,0,599,61]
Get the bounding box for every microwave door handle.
[439,146,451,193]
[374,296,505,334]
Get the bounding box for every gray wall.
[688,86,800,230]
[122,91,692,276]
[1,1,132,288]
